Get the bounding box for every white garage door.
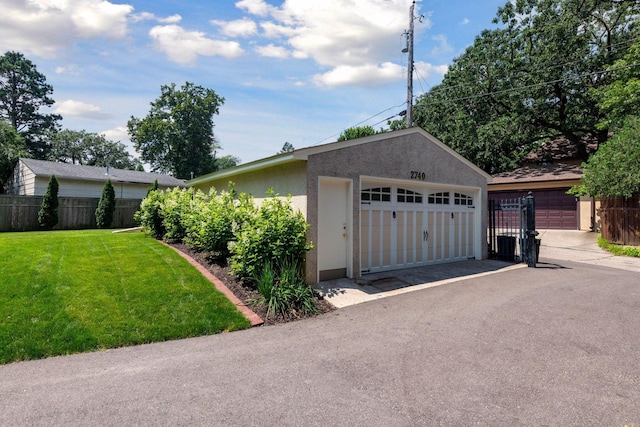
[360,184,476,274]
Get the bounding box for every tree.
[213,154,240,171]
[128,82,225,179]
[594,40,640,130]
[337,125,379,141]
[95,179,116,228]
[579,117,640,198]
[413,0,640,174]
[38,174,59,229]
[279,142,295,153]
[0,51,61,159]
[48,129,141,170]
[0,120,26,193]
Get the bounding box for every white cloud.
[149,25,244,64]
[212,18,257,37]
[131,12,182,24]
[101,126,129,143]
[71,1,133,38]
[313,62,404,87]
[260,21,298,38]
[460,17,470,25]
[430,34,453,56]
[255,44,290,58]
[234,0,432,87]
[0,0,133,57]
[235,0,274,17]
[55,99,112,120]
[55,64,81,75]
[414,61,448,79]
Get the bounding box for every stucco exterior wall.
[191,161,308,215]
[305,131,489,283]
[579,196,601,231]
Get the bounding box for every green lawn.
[0,230,250,364]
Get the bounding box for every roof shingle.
[20,158,185,187]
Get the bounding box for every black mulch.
[169,243,335,326]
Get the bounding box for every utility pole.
[405,0,415,128]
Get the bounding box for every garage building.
[188,128,491,284]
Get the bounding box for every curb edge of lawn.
[160,241,264,327]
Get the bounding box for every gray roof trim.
[187,127,491,186]
[20,158,185,187]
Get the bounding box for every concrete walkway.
[314,260,524,308]
[536,229,640,273]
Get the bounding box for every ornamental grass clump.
[253,259,318,319]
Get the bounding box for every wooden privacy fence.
[0,195,142,232]
[600,196,640,246]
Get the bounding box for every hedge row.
[135,184,312,285]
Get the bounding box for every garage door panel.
[362,185,476,273]
[490,188,576,230]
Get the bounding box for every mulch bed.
[169,243,335,326]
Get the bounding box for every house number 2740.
[410,171,426,180]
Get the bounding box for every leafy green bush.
[38,174,59,229]
[161,187,195,242]
[229,191,312,283]
[578,117,640,198]
[95,179,116,228]
[183,186,255,257]
[135,189,166,238]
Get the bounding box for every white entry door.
[360,185,475,274]
[318,179,351,281]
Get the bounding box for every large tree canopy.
[0,51,61,159]
[413,0,640,174]
[47,129,141,170]
[128,82,224,179]
[594,40,640,130]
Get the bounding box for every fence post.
[524,192,539,267]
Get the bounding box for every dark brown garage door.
[489,189,577,230]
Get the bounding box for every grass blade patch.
[0,230,250,364]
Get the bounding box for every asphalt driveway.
[1,234,640,425]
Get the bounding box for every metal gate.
[488,192,538,266]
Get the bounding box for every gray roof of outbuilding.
[20,158,186,187]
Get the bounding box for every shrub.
[183,186,255,256]
[95,179,116,228]
[161,187,195,242]
[230,191,312,283]
[135,189,166,238]
[38,174,59,229]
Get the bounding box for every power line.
[413,61,640,109]
[313,102,406,145]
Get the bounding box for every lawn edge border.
[160,241,264,327]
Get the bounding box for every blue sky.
[2,0,509,165]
